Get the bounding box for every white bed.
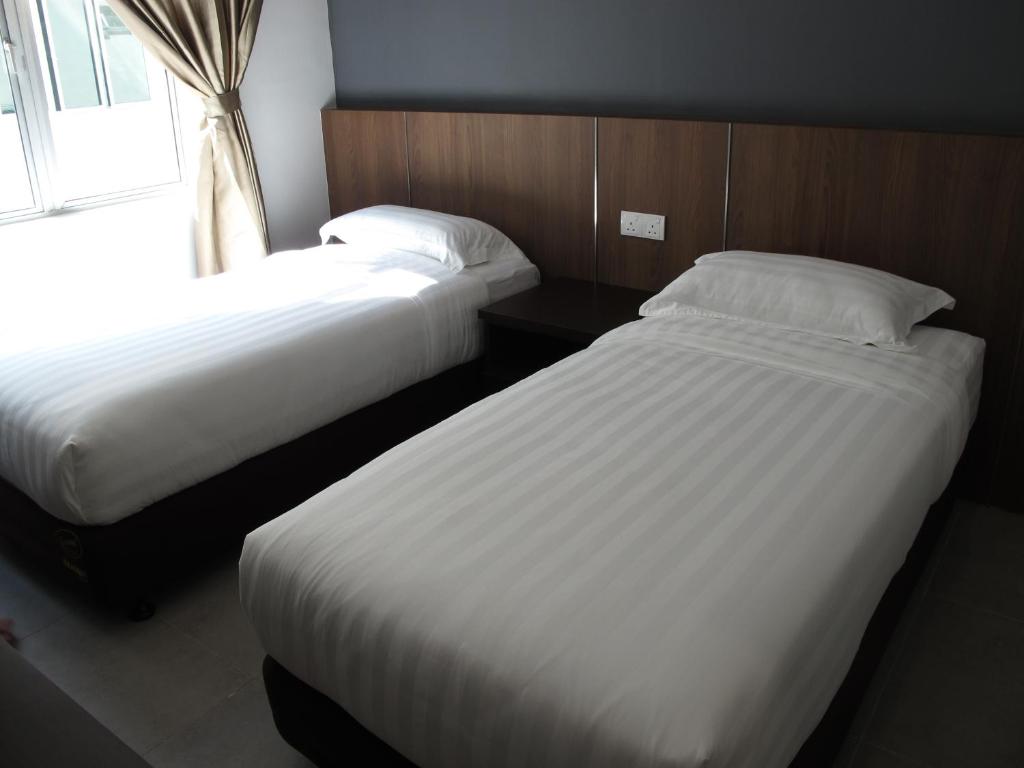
[0,243,538,526]
[241,314,982,768]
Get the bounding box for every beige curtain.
[107,0,269,276]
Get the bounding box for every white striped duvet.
[240,316,982,768]
[0,244,538,526]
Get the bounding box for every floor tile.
[929,502,1024,623]
[917,499,964,590]
[831,641,905,766]
[146,678,313,768]
[831,606,917,768]
[849,744,928,767]
[18,610,250,755]
[0,540,75,641]
[865,596,1024,768]
[832,499,961,768]
[157,550,266,678]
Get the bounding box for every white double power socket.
[619,210,665,241]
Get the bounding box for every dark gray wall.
[326,0,1024,135]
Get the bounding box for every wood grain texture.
[727,123,1024,508]
[322,110,409,217]
[597,118,729,290]
[406,112,595,280]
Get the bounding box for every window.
[0,0,184,221]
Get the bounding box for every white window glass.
[0,38,36,215]
[96,2,147,104]
[36,0,182,201]
[48,54,181,201]
[37,0,100,109]
[0,0,184,221]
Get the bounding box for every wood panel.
[597,118,729,291]
[727,123,1024,508]
[322,110,409,217]
[406,112,594,280]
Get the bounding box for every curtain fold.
[107,0,269,276]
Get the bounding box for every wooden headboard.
[322,108,1024,511]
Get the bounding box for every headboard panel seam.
[721,122,733,252]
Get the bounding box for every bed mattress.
[0,245,538,526]
[241,315,981,768]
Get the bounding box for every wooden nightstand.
[478,278,655,394]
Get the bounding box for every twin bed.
[0,207,539,610]
[239,251,982,767]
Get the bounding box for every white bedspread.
[241,315,982,768]
[0,244,537,526]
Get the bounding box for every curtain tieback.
[203,89,241,118]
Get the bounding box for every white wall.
[241,0,335,254]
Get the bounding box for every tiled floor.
[0,541,311,767]
[1,500,1022,767]
[834,501,1024,768]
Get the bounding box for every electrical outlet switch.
[620,211,665,241]
[620,211,642,237]
[644,214,665,241]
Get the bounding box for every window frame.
[0,0,187,224]
[0,0,47,218]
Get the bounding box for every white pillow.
[319,205,523,272]
[639,251,955,351]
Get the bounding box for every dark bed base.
[0,361,480,616]
[262,489,955,768]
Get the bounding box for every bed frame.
[260,487,954,768]
[0,361,480,617]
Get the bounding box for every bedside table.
[478,278,655,394]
